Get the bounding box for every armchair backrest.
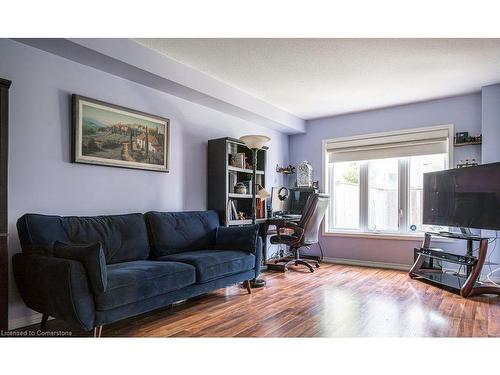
[298,193,330,245]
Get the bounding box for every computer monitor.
[271,187,317,215]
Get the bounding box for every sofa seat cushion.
[156,250,255,283]
[95,260,196,311]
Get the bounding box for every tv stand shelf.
[427,231,487,241]
[409,232,500,297]
[412,270,482,292]
[414,248,478,266]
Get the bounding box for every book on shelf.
[227,199,239,221]
[231,200,238,220]
[256,197,266,219]
[228,171,237,193]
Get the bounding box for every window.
[368,158,399,232]
[324,126,452,236]
[408,154,447,232]
[331,161,360,230]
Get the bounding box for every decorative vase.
[234,183,248,194]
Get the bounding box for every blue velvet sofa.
[12,210,262,334]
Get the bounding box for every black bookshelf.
[207,137,268,226]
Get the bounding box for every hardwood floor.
[17,264,500,337]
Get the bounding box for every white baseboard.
[322,257,500,283]
[8,312,53,330]
[322,256,410,271]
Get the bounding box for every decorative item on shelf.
[296,160,313,187]
[240,134,271,288]
[457,159,479,168]
[276,164,296,174]
[231,152,247,168]
[239,180,252,193]
[455,131,469,144]
[237,212,246,220]
[312,180,320,190]
[454,132,482,146]
[234,182,248,194]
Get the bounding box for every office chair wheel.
[315,263,320,268]
[309,268,314,273]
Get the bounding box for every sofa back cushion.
[17,213,150,264]
[145,210,220,257]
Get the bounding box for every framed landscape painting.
[72,95,170,172]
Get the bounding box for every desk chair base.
[274,251,320,273]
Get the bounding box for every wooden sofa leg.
[93,326,103,338]
[40,314,49,331]
[244,280,252,294]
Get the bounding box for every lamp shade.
[258,187,271,200]
[239,135,270,150]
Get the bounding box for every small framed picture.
[72,95,170,172]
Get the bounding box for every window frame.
[322,124,454,240]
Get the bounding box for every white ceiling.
[134,39,500,120]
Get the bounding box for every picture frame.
[72,95,170,172]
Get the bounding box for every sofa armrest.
[12,253,96,331]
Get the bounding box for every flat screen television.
[423,162,500,230]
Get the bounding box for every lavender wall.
[289,93,483,265]
[0,39,290,328]
[481,84,500,164]
[480,84,500,254]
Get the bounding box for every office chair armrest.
[275,221,304,241]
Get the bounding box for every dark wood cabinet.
[0,77,11,331]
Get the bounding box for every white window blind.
[327,128,449,163]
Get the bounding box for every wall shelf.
[454,141,482,147]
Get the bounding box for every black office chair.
[270,193,330,272]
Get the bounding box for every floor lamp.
[240,135,270,288]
